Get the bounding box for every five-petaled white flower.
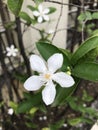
[6,45,18,57]
[33,4,50,23]
[24,53,75,105]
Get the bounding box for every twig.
[16,17,31,76]
[51,0,63,41]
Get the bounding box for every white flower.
[33,4,50,23]
[0,126,2,130]
[43,116,47,120]
[6,45,18,57]
[39,117,43,121]
[24,53,75,105]
[8,108,14,115]
[63,123,67,127]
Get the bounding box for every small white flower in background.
[6,45,18,57]
[8,108,14,115]
[43,116,47,120]
[91,121,98,130]
[33,4,50,23]
[39,116,43,121]
[83,103,87,107]
[24,53,75,105]
[63,123,67,127]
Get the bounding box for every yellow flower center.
[44,73,51,79]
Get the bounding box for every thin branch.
[51,0,63,41]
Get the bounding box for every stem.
[16,17,31,76]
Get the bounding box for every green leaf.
[49,119,65,130]
[14,72,28,83]
[33,0,44,4]
[16,100,33,113]
[7,0,23,16]
[48,7,56,14]
[68,117,93,126]
[26,122,38,129]
[19,12,31,25]
[68,117,82,126]
[81,117,93,124]
[59,48,72,60]
[78,11,92,21]
[29,107,38,114]
[82,90,93,102]
[17,92,42,113]
[27,5,36,12]
[36,42,71,71]
[72,62,98,82]
[71,35,98,65]
[91,29,98,36]
[9,101,18,111]
[52,78,80,106]
[92,12,98,19]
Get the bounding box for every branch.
[51,0,63,41]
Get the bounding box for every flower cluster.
[24,53,75,105]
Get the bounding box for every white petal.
[42,81,56,105]
[38,16,43,23]
[43,8,50,14]
[52,72,75,87]
[12,53,17,57]
[11,45,14,49]
[24,76,44,91]
[43,15,49,21]
[47,53,63,73]
[30,55,47,73]
[91,122,98,130]
[6,47,10,51]
[7,52,11,57]
[38,4,43,12]
[33,11,40,16]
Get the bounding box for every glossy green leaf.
[36,42,71,71]
[68,117,82,126]
[9,101,18,111]
[48,7,56,14]
[27,5,36,12]
[19,12,31,25]
[59,48,72,60]
[7,0,23,16]
[71,35,98,65]
[16,92,42,113]
[52,78,79,106]
[72,62,98,82]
